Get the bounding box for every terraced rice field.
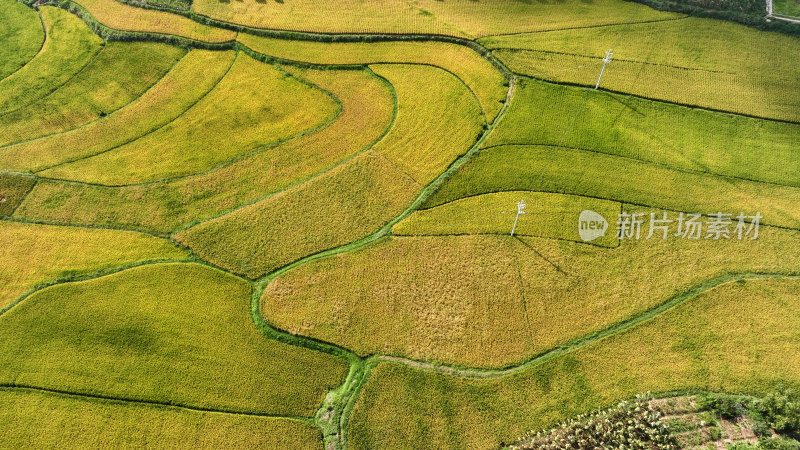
[1,0,798,448]
[480,17,800,121]
[348,277,800,449]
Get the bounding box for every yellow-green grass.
[175,151,420,278]
[0,263,349,416]
[481,18,800,122]
[0,0,44,80]
[0,49,235,173]
[74,0,236,42]
[0,7,103,114]
[194,0,675,38]
[0,220,188,309]
[0,389,322,449]
[425,144,800,230]
[12,66,394,233]
[393,191,620,248]
[0,174,35,217]
[367,64,483,185]
[349,277,800,449]
[483,79,800,188]
[261,215,800,368]
[238,34,507,121]
[43,52,338,185]
[0,42,185,148]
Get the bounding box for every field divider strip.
[0,384,315,422]
[476,15,690,39]
[5,177,37,218]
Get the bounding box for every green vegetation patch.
[775,0,800,16]
[0,389,322,449]
[480,18,800,122]
[349,277,800,449]
[0,49,236,172]
[0,173,35,217]
[0,220,188,309]
[425,145,800,230]
[0,0,44,80]
[262,217,800,368]
[0,263,349,416]
[0,6,103,114]
[483,79,800,188]
[0,42,186,148]
[44,52,338,185]
[13,66,394,233]
[394,191,620,248]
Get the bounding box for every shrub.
[700,393,750,419]
[758,437,800,450]
[756,387,800,434]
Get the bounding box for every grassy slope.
[393,191,620,247]
[0,49,236,172]
[175,64,483,278]
[775,0,800,15]
[481,17,800,122]
[238,34,507,121]
[44,52,337,185]
[193,0,675,37]
[261,213,800,368]
[348,277,800,449]
[0,7,103,114]
[0,220,188,309]
[16,66,394,233]
[0,42,185,148]
[0,263,349,416]
[0,0,44,80]
[482,79,800,188]
[0,389,322,449]
[74,0,236,42]
[424,144,800,230]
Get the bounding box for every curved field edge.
[345,274,800,449]
[0,387,323,449]
[0,262,349,417]
[0,0,45,81]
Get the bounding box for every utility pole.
[767,0,773,16]
[511,200,526,237]
[595,49,613,90]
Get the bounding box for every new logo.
[578,210,608,242]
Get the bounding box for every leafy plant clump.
[511,395,678,449]
[755,386,800,435]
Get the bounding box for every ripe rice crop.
[43,52,338,185]
[13,65,394,233]
[0,220,188,309]
[393,191,620,248]
[194,0,674,38]
[0,389,323,449]
[0,263,349,416]
[0,0,44,80]
[369,64,484,185]
[424,145,800,230]
[482,79,800,188]
[175,151,420,278]
[262,214,800,368]
[349,277,800,449]
[238,34,507,121]
[0,7,103,114]
[481,17,800,122]
[73,0,236,43]
[0,42,185,148]
[0,49,236,172]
